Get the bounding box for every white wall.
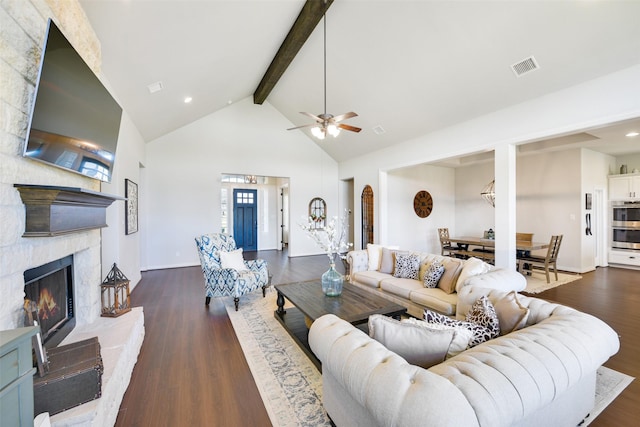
[455,161,495,237]
[101,111,146,289]
[581,148,616,270]
[385,164,456,253]
[143,97,339,270]
[516,150,581,270]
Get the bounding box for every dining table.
[447,236,549,262]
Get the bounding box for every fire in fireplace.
[24,255,75,349]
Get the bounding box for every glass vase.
[322,263,344,296]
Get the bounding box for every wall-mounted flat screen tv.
[23,19,122,183]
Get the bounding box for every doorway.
[233,189,257,251]
[361,185,374,248]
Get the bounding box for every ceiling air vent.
[373,125,386,135]
[147,81,163,94]
[511,56,539,77]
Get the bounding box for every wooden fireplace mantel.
[14,184,124,237]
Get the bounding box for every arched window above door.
[309,197,326,229]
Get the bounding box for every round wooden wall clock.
[413,190,433,218]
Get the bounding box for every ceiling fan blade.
[337,123,362,133]
[299,111,323,122]
[331,112,358,123]
[287,123,317,131]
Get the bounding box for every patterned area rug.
[582,366,634,426]
[225,289,331,427]
[524,270,582,294]
[226,290,632,427]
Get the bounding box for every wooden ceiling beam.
[253,0,334,105]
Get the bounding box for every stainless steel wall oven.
[611,202,640,250]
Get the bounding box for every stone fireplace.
[24,255,75,349]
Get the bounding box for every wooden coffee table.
[274,280,406,369]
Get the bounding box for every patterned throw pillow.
[393,254,420,279]
[423,260,445,288]
[465,296,500,340]
[424,309,495,348]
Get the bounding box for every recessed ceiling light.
[626,131,639,137]
[184,96,192,104]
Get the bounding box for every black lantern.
[100,263,131,317]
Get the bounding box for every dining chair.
[518,235,563,283]
[437,228,459,257]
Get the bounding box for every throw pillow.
[424,309,496,348]
[435,257,464,294]
[402,318,473,357]
[369,314,454,369]
[219,248,247,271]
[379,247,396,274]
[494,291,530,335]
[465,296,500,340]
[456,257,493,293]
[367,244,383,270]
[423,260,445,288]
[393,253,420,279]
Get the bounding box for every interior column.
[494,144,517,269]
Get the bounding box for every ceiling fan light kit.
[287,2,360,139]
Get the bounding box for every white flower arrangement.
[300,211,353,263]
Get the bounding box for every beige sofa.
[309,287,620,427]
[347,248,526,318]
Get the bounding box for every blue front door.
[233,189,257,251]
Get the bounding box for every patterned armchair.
[195,233,269,310]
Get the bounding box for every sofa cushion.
[465,296,500,339]
[380,277,424,299]
[367,243,383,270]
[393,253,420,279]
[437,257,465,294]
[456,257,493,291]
[402,318,473,358]
[424,309,496,347]
[351,270,389,288]
[423,260,445,288]
[461,268,526,294]
[494,291,530,334]
[410,288,458,316]
[368,314,453,369]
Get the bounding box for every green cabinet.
[0,326,38,427]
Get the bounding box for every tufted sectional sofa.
[347,248,526,318]
[309,287,620,427]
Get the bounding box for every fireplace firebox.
[24,255,75,349]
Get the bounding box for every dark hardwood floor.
[115,251,638,426]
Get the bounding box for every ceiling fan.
[287,4,361,140]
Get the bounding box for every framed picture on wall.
[125,179,139,235]
[585,193,592,210]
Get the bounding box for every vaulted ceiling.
[79,0,640,162]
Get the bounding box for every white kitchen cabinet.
[609,250,640,267]
[608,174,640,200]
